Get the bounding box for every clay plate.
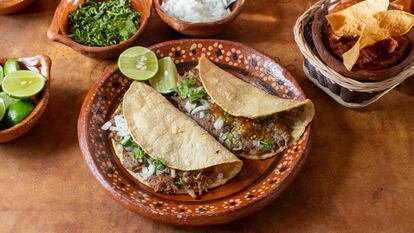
[0,55,51,143]
[312,1,414,82]
[0,0,34,15]
[47,0,152,59]
[78,39,312,226]
[153,0,245,37]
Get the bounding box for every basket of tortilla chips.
[294,0,414,108]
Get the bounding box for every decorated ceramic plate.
[78,39,312,226]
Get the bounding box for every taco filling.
[170,70,298,157]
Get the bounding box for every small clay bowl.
[153,0,245,37]
[0,0,34,15]
[47,0,152,59]
[312,1,414,82]
[0,55,51,143]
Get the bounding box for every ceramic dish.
[0,0,34,15]
[78,39,312,226]
[153,0,245,37]
[0,55,51,143]
[47,0,152,59]
[312,1,414,82]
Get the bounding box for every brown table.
[0,1,413,232]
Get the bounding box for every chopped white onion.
[141,163,155,180]
[109,126,119,131]
[191,105,209,115]
[185,101,197,113]
[252,140,261,147]
[120,135,131,145]
[199,112,205,119]
[161,0,233,23]
[214,118,224,130]
[170,169,176,178]
[217,173,224,180]
[101,121,112,131]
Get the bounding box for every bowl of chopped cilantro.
[47,0,152,58]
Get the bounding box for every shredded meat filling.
[170,71,293,156]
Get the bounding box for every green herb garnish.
[175,178,184,187]
[177,77,206,103]
[132,146,147,160]
[260,139,274,151]
[68,0,140,47]
[221,129,243,151]
[153,158,166,170]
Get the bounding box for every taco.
[104,81,242,199]
[169,55,314,160]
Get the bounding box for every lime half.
[149,57,178,94]
[4,58,20,76]
[2,70,46,99]
[0,92,18,109]
[5,100,34,126]
[0,99,5,122]
[118,46,159,80]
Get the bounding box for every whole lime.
[5,100,35,126]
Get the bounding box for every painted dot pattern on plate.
[80,40,311,224]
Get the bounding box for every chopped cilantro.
[260,139,274,151]
[132,146,147,160]
[175,178,184,187]
[122,137,135,147]
[153,158,166,170]
[177,77,206,103]
[68,0,140,47]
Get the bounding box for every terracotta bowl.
[153,0,245,37]
[0,0,34,15]
[47,0,152,59]
[312,1,414,82]
[78,39,313,226]
[0,55,51,143]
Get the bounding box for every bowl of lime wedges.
[0,55,50,143]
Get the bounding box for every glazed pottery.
[153,0,245,37]
[0,55,51,143]
[47,0,152,59]
[78,39,312,226]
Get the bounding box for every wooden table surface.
[0,1,413,232]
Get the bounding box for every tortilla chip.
[343,10,414,70]
[123,81,242,184]
[197,55,314,159]
[391,0,411,11]
[326,0,389,37]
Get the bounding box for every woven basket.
[294,0,414,108]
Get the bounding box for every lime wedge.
[0,99,5,122]
[2,70,46,99]
[5,100,34,126]
[149,57,178,94]
[4,58,20,76]
[118,46,159,80]
[0,65,4,85]
[0,92,18,109]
